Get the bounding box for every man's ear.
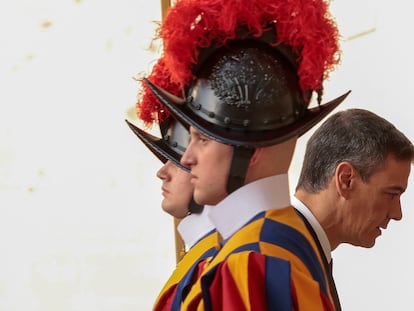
[335,162,355,198]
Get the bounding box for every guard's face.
[181,126,233,206]
[156,160,193,218]
[343,154,411,248]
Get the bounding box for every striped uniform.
[181,207,336,310]
[153,228,220,310]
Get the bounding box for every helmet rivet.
[172,141,178,147]
[186,95,194,103]
[224,117,231,125]
[194,104,202,110]
[208,111,215,118]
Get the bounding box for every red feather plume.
[136,57,181,126]
[159,0,340,93]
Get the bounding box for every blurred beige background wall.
[0,0,412,310]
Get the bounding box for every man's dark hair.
[296,108,414,193]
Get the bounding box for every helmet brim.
[125,119,190,172]
[143,78,351,148]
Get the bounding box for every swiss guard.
[126,58,220,310]
[134,0,350,309]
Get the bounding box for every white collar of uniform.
[177,205,215,249]
[209,174,291,240]
[290,195,332,263]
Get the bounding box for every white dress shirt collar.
[291,195,332,263]
[177,205,215,249]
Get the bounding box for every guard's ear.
[249,147,263,166]
[335,162,355,198]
